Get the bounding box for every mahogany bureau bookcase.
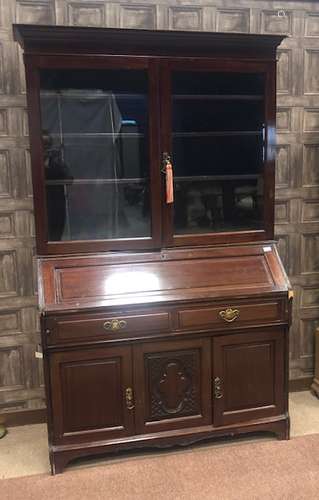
[13,24,292,474]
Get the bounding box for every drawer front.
[47,312,171,345]
[178,301,284,331]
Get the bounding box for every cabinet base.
[50,416,290,474]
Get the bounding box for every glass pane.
[40,69,150,241]
[172,71,265,235]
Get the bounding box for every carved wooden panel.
[1,0,319,415]
[169,7,203,31]
[134,339,211,433]
[277,50,292,95]
[277,108,292,133]
[66,2,106,27]
[305,13,319,37]
[304,50,319,94]
[261,10,292,35]
[16,1,55,24]
[119,4,157,30]
[148,353,200,420]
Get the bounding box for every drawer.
[178,301,284,331]
[46,311,171,345]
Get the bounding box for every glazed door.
[213,328,285,427]
[161,59,275,247]
[134,338,211,434]
[26,55,161,254]
[50,346,134,444]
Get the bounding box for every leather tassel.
[166,161,174,204]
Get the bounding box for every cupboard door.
[134,338,211,433]
[28,56,162,254]
[213,329,285,427]
[50,346,134,444]
[161,59,274,247]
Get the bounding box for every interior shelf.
[46,178,146,185]
[40,91,147,100]
[46,132,145,138]
[173,131,263,138]
[174,174,259,182]
[173,94,264,101]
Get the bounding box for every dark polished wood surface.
[39,243,291,473]
[213,328,285,426]
[38,243,289,312]
[13,24,284,57]
[15,24,290,474]
[15,24,284,255]
[50,346,134,444]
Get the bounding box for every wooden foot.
[275,417,290,440]
[50,451,70,475]
[0,424,6,439]
[311,378,319,399]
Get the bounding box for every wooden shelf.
[40,91,147,100]
[174,174,259,182]
[46,175,259,186]
[46,178,146,186]
[46,132,144,138]
[173,131,263,138]
[173,94,264,101]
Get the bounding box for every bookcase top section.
[13,24,285,58]
[38,243,291,314]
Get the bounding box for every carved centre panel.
[147,350,201,420]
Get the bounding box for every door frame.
[25,54,162,254]
[159,57,275,248]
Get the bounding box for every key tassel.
[166,161,174,204]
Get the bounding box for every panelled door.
[160,59,274,247]
[134,338,212,434]
[213,328,286,427]
[50,345,134,444]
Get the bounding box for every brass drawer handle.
[125,387,135,410]
[214,377,223,399]
[103,319,127,332]
[219,307,240,323]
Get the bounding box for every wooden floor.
[0,391,319,479]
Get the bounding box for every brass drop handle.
[125,387,135,410]
[219,307,240,323]
[214,377,223,399]
[103,319,127,331]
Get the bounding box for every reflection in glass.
[40,69,150,242]
[172,71,265,235]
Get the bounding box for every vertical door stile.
[122,346,135,434]
[160,60,174,246]
[148,58,163,249]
